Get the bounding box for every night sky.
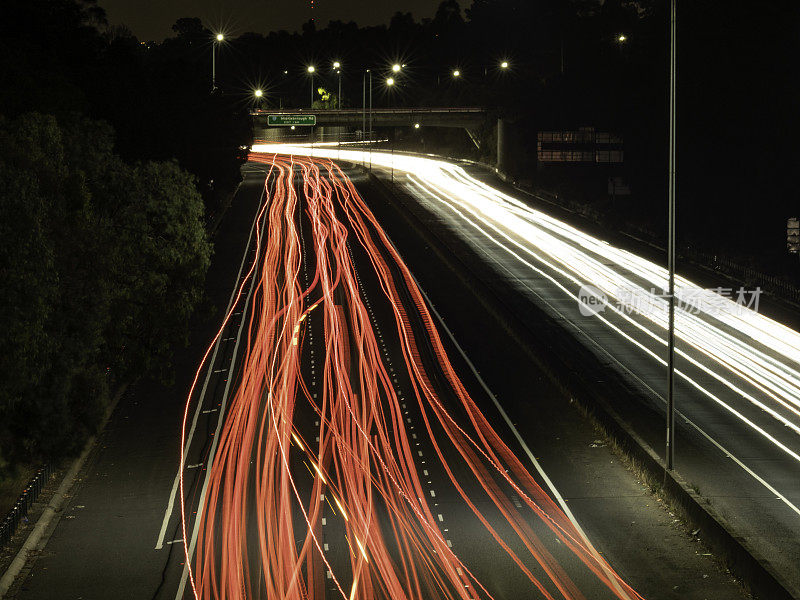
[99,0,446,41]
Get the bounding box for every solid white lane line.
[410,274,632,599]
[409,176,800,515]
[175,234,261,599]
[155,177,265,551]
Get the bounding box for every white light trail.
[251,142,800,475]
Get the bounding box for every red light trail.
[177,154,644,600]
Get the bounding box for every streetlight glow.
[307,65,316,73]
[453,70,461,78]
[392,64,401,73]
[211,34,224,91]
[254,89,263,97]
[386,77,395,86]
[618,34,627,43]
[500,61,509,69]
[414,123,420,129]
[333,61,341,69]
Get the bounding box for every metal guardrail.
[688,248,800,305]
[499,183,800,308]
[0,465,53,548]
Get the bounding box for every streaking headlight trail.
[252,142,800,518]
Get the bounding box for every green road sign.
[268,114,316,126]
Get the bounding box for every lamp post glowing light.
[254,89,263,98]
[386,77,395,86]
[392,64,401,73]
[211,33,224,91]
[307,66,316,108]
[453,70,461,78]
[333,61,342,109]
[618,34,627,43]
[500,61,509,69]
[414,123,420,129]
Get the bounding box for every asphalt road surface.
[252,142,800,597]
[6,155,749,600]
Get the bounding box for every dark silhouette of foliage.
[1,0,798,470]
[0,114,211,469]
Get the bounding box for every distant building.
[537,127,623,164]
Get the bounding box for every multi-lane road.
[3,149,759,600]
[254,143,800,596]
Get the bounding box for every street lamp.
[386,77,395,86]
[362,70,373,147]
[333,61,342,109]
[453,69,461,78]
[500,61,509,69]
[254,89,263,98]
[618,34,627,43]
[307,65,316,108]
[211,33,224,91]
[414,123,420,129]
[392,63,402,73]
[666,0,676,472]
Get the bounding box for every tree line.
[1,0,798,470]
[224,0,800,268]
[0,0,247,471]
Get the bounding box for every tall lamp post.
[333,61,342,109]
[385,78,397,183]
[362,70,368,144]
[369,70,373,168]
[361,70,374,168]
[385,77,395,107]
[212,33,224,91]
[666,0,677,471]
[307,65,316,108]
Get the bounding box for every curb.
[578,380,795,600]
[0,385,126,598]
[207,179,244,236]
[364,170,797,600]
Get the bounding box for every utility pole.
[666,0,677,471]
[362,71,367,167]
[369,70,373,171]
[212,45,216,91]
[211,33,224,92]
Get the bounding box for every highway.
[5,151,752,600]
[173,155,642,600]
[250,143,800,597]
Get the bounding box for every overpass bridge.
[251,107,489,129]
[251,107,511,167]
